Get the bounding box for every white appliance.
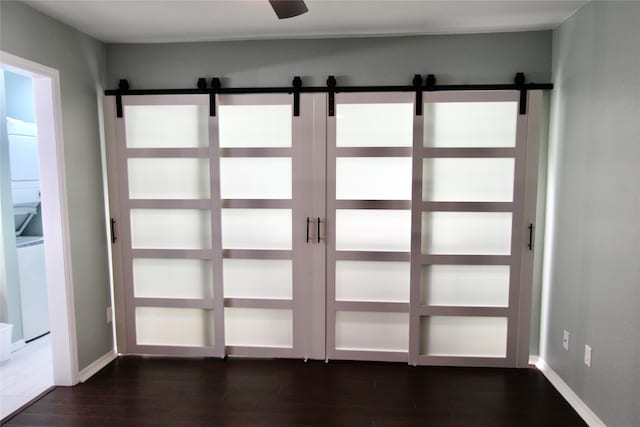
[16,236,50,341]
[7,117,41,233]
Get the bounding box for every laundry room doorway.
[1,51,78,419]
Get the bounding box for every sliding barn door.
[409,91,530,367]
[112,94,224,356]
[217,94,321,359]
[325,93,414,362]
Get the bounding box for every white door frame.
[1,51,79,386]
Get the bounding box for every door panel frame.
[326,92,414,363]
[218,93,300,358]
[409,90,535,367]
[115,94,223,357]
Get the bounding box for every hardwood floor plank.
[1,356,586,426]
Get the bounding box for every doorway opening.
[0,51,78,420]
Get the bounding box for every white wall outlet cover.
[563,330,569,351]
[584,345,592,367]
[107,307,113,323]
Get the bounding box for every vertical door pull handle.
[317,217,321,243]
[528,223,534,250]
[306,217,310,243]
[110,218,117,244]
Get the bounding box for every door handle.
[110,218,117,244]
[527,223,534,250]
[317,217,321,243]
[306,217,310,243]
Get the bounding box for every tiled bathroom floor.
[0,334,53,420]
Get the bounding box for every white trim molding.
[535,358,607,427]
[1,50,80,386]
[78,350,117,383]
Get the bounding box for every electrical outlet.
[107,307,113,323]
[563,330,570,351]
[584,345,592,367]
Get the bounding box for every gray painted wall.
[106,31,551,88]
[0,1,113,370]
[542,2,640,426]
[107,30,552,356]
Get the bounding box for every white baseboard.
[11,339,26,352]
[78,349,117,383]
[528,355,539,365]
[535,358,606,427]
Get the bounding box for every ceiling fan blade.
[269,0,309,19]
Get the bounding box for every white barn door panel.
[112,94,224,357]
[326,93,414,362]
[409,91,533,367]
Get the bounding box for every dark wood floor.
[2,356,585,427]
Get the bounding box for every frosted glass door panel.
[421,265,510,307]
[423,102,517,147]
[125,105,209,148]
[336,209,411,252]
[422,158,515,202]
[336,158,412,200]
[419,316,507,357]
[220,158,291,199]
[130,209,211,249]
[336,261,409,302]
[335,311,409,352]
[421,212,512,255]
[133,258,213,299]
[336,103,413,147]
[136,307,214,347]
[223,259,292,299]
[225,308,292,348]
[128,158,210,199]
[221,209,291,250]
[219,105,291,147]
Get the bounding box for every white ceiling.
[23,0,588,44]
